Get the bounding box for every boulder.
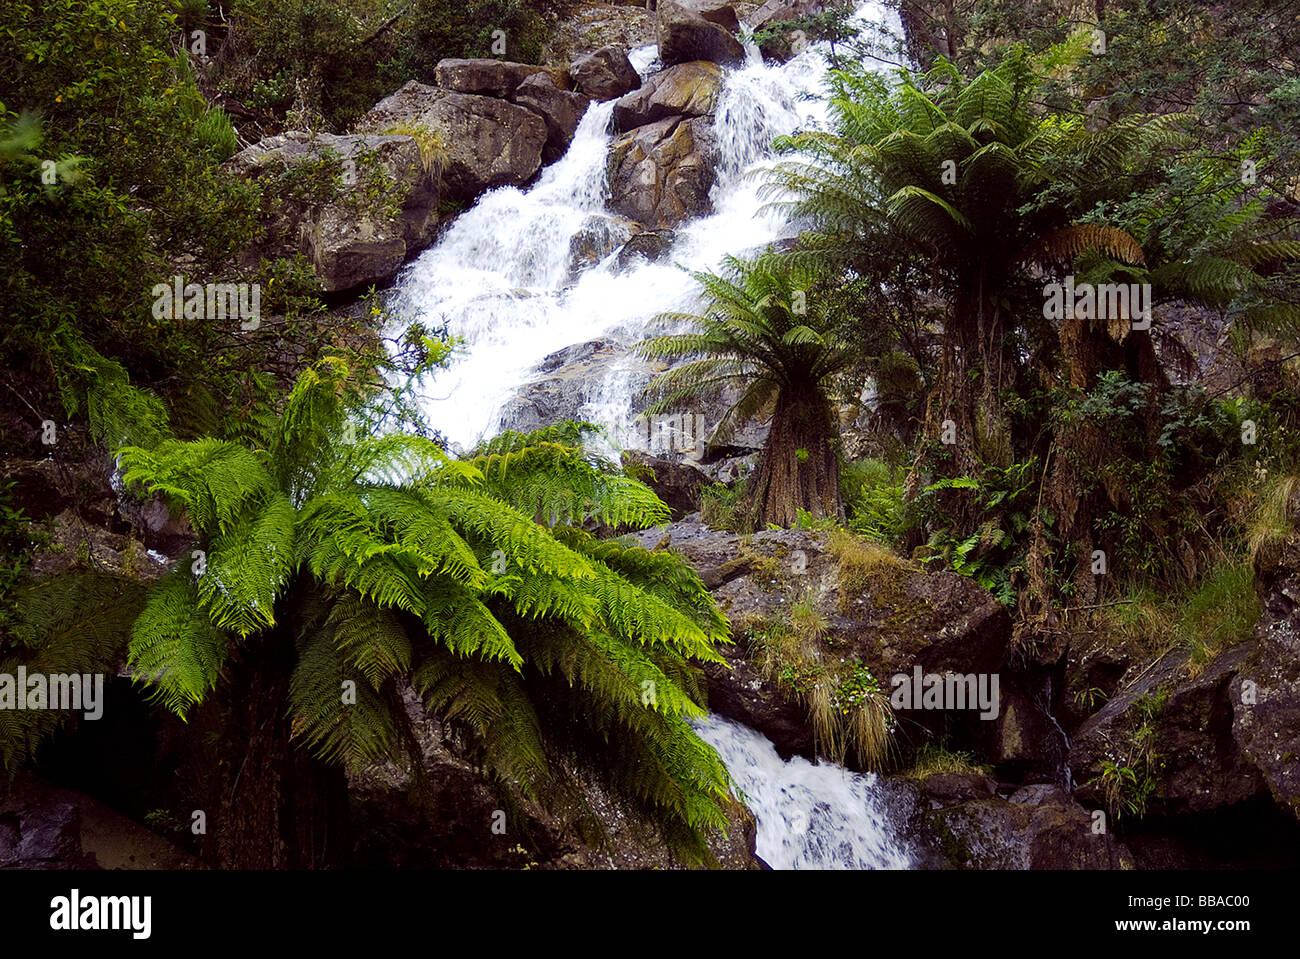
[1,773,196,869]
[622,450,709,517]
[919,771,997,805]
[227,131,439,292]
[1070,644,1266,816]
[613,60,723,131]
[607,116,717,228]
[356,82,547,204]
[748,0,831,30]
[629,519,1013,753]
[991,680,1067,780]
[616,229,677,267]
[1232,521,1300,822]
[496,340,666,436]
[570,45,643,100]
[567,214,640,276]
[922,786,1135,869]
[433,58,563,98]
[675,0,741,32]
[513,73,592,163]
[656,0,746,66]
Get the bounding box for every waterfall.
[389,1,901,452]
[384,2,908,869]
[694,715,910,870]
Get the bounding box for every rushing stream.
[391,1,902,452]
[695,716,910,869]
[389,2,908,868]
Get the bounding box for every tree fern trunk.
[210,628,350,869]
[747,380,842,528]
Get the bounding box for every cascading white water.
[388,3,909,869]
[389,1,901,452]
[694,715,910,869]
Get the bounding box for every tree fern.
[113,358,735,859]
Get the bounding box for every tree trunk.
[902,288,990,546]
[208,629,351,869]
[747,380,842,528]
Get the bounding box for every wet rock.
[1232,521,1300,822]
[350,684,760,868]
[226,131,438,292]
[568,214,640,276]
[496,340,666,436]
[514,72,592,163]
[616,229,677,267]
[991,680,1066,780]
[433,58,563,98]
[608,116,717,228]
[748,0,831,29]
[657,0,746,66]
[570,45,644,100]
[356,82,546,204]
[747,0,834,60]
[922,784,1134,869]
[613,60,723,131]
[29,509,171,582]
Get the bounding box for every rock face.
[356,81,547,204]
[1,773,196,869]
[568,214,640,276]
[496,340,667,436]
[657,0,746,66]
[613,60,723,131]
[433,58,561,98]
[227,131,439,292]
[513,73,592,163]
[921,785,1135,869]
[1070,644,1266,816]
[546,8,656,65]
[622,451,709,518]
[570,45,643,100]
[748,0,831,29]
[629,518,1013,754]
[608,116,718,228]
[1233,523,1300,822]
[616,228,677,267]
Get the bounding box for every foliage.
[1098,689,1167,822]
[114,358,734,859]
[638,253,854,527]
[913,459,1038,607]
[905,741,991,779]
[218,0,559,130]
[1101,560,1260,669]
[746,604,895,770]
[842,457,906,544]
